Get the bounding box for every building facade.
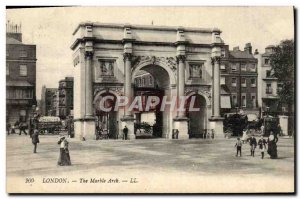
[71,22,226,140]
[255,45,281,115]
[6,23,37,125]
[40,86,58,116]
[221,43,258,114]
[51,90,59,117]
[58,77,74,119]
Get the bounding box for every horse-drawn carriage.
[223,112,279,138]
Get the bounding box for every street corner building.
[6,22,37,125]
[70,22,227,140]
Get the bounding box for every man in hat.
[31,129,39,153]
[249,134,257,157]
[123,126,128,140]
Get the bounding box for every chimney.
[244,43,252,54]
[233,46,239,51]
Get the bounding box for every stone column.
[209,56,224,138]
[212,56,221,117]
[85,51,94,118]
[176,55,186,118]
[123,52,134,119]
[173,54,189,139]
[82,50,95,140]
[121,52,135,140]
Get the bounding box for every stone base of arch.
[173,117,189,139]
[209,117,224,139]
[74,117,96,141]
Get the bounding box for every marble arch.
[71,22,225,140]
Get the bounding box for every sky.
[6,6,294,99]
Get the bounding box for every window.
[232,94,237,107]
[241,78,246,87]
[231,78,237,87]
[264,58,269,65]
[19,65,27,76]
[6,50,9,57]
[220,77,225,85]
[20,50,27,58]
[231,64,237,72]
[250,64,256,72]
[16,89,22,99]
[242,94,246,107]
[266,83,272,94]
[266,70,271,77]
[251,94,256,108]
[220,64,226,70]
[6,63,9,76]
[7,90,15,99]
[24,90,32,99]
[251,78,256,87]
[221,49,226,57]
[241,63,246,71]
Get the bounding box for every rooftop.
[229,50,256,59]
[6,37,23,45]
[73,21,221,35]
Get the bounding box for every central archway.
[132,64,174,139]
[185,93,208,138]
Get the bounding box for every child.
[258,135,267,159]
[235,137,242,157]
[241,129,248,144]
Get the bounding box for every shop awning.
[6,80,33,87]
[221,95,231,109]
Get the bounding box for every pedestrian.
[29,118,34,138]
[6,123,11,135]
[19,121,28,135]
[235,137,242,157]
[31,129,39,153]
[260,125,265,135]
[95,126,100,140]
[267,131,278,159]
[57,135,71,166]
[277,124,283,136]
[11,121,18,134]
[258,135,267,159]
[249,134,257,157]
[241,128,248,144]
[123,126,128,140]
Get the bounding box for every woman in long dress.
[267,131,278,159]
[57,136,71,166]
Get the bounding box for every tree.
[270,39,294,135]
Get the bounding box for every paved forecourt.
[6,134,294,193]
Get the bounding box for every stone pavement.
[6,134,295,193]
